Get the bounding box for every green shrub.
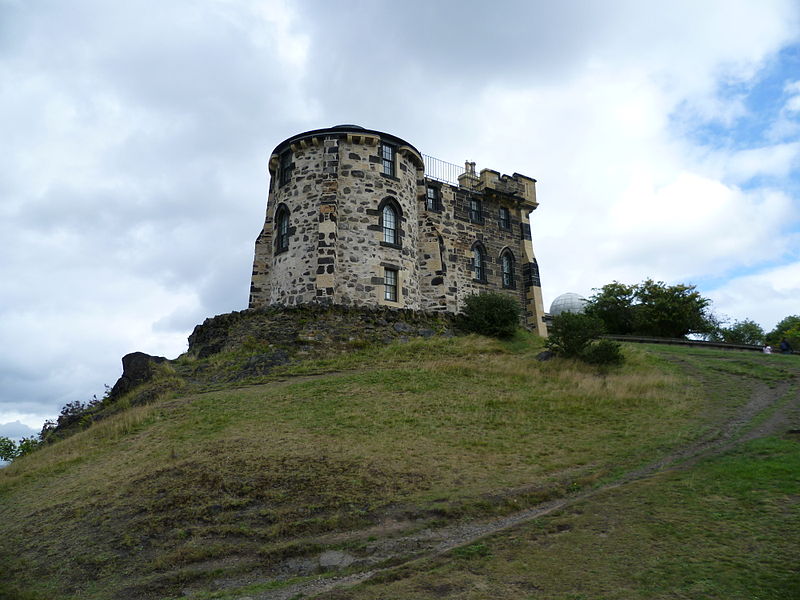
[460,293,521,338]
[16,436,41,457]
[546,313,605,358]
[0,436,17,461]
[582,339,624,366]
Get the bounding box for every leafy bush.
[16,436,41,457]
[460,292,521,338]
[582,339,624,366]
[547,314,625,366]
[1,435,43,461]
[0,436,17,461]
[546,313,606,358]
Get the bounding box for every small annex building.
[249,125,548,336]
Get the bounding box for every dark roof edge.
[271,126,420,157]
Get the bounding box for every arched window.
[472,243,487,283]
[501,249,515,288]
[383,204,397,244]
[275,205,290,253]
[377,198,402,248]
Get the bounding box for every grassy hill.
[1,325,799,600]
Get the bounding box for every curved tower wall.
[250,141,327,306]
[249,127,424,311]
[334,135,422,308]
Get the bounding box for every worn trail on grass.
[208,353,800,600]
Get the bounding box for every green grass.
[642,343,799,385]
[324,435,800,599]
[1,335,798,599]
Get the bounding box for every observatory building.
[249,125,548,335]
[549,292,588,317]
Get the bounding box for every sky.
[2,0,800,442]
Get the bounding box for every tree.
[0,436,17,461]
[586,279,715,339]
[584,281,636,335]
[766,315,800,348]
[712,318,765,345]
[633,279,713,338]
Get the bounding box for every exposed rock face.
[101,305,456,408]
[108,352,167,400]
[186,304,457,360]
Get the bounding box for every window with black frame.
[426,186,440,211]
[275,206,290,253]
[279,149,292,186]
[469,197,482,223]
[382,204,397,244]
[501,251,515,288]
[381,142,395,177]
[473,245,486,282]
[384,268,398,301]
[499,206,511,229]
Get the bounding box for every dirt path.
[217,358,800,600]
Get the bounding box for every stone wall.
[333,137,423,309]
[417,180,536,327]
[187,305,458,361]
[249,126,548,336]
[250,141,328,307]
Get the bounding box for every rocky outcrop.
[186,304,457,360]
[108,352,168,400]
[102,305,457,403]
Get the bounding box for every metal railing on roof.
[422,154,476,189]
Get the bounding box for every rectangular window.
[384,268,398,302]
[426,186,440,211]
[469,197,482,223]
[499,207,510,229]
[381,143,395,177]
[279,150,292,186]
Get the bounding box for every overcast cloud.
[2,0,799,440]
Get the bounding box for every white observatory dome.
[549,292,588,316]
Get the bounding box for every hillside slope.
[1,332,799,600]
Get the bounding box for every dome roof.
[549,292,588,316]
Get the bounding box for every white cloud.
[0,421,38,441]
[708,261,800,331]
[1,0,799,430]
[704,143,800,184]
[767,79,800,140]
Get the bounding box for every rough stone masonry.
[249,125,548,335]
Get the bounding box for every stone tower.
[249,125,548,336]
